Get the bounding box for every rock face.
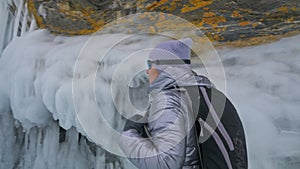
[28,0,300,42]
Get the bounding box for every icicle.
[24,130,29,150]
[5,12,14,46]
[0,2,9,55]
[38,3,46,19]
[13,0,24,38]
[29,17,37,32]
[21,2,28,36]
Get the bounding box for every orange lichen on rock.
[28,0,108,35]
[200,12,226,27]
[164,0,179,12]
[181,0,213,13]
[216,27,226,33]
[232,11,242,18]
[238,21,259,27]
[203,11,215,17]
[278,6,289,13]
[287,17,294,22]
[27,0,300,44]
[251,22,258,27]
[213,34,225,41]
[149,26,156,32]
[239,21,251,26]
[146,0,168,10]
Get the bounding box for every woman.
[119,38,248,169]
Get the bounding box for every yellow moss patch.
[213,34,225,41]
[238,21,259,27]
[146,0,168,10]
[239,21,251,26]
[287,17,293,21]
[216,27,226,33]
[290,6,300,12]
[167,0,179,12]
[278,6,289,13]
[197,21,204,27]
[252,22,258,27]
[181,0,213,13]
[232,11,242,18]
[200,12,226,27]
[203,11,216,17]
[149,26,156,32]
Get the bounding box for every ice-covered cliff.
[1,1,300,169]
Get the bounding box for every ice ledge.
[0,30,153,151]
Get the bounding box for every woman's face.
[146,67,159,84]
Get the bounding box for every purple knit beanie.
[148,38,193,71]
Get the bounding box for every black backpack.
[183,85,248,169]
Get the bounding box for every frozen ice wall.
[0,25,168,168]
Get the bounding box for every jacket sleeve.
[119,92,189,169]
